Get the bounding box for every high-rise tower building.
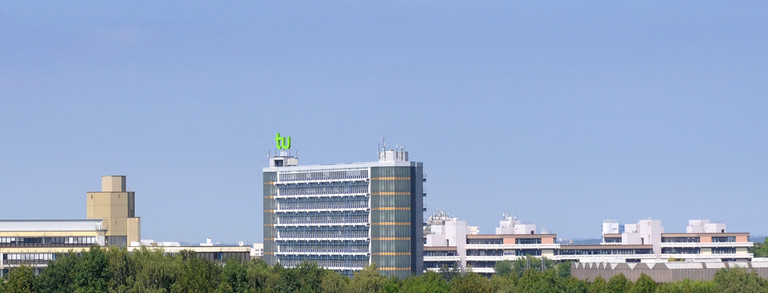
[86,175,141,247]
[263,144,424,278]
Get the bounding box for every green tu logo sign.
[275,133,291,149]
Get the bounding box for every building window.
[661,237,700,243]
[713,247,736,254]
[661,247,700,254]
[516,238,541,244]
[712,236,736,243]
[516,249,541,256]
[467,239,502,245]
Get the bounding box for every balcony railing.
[551,254,657,261]
[276,251,368,256]
[424,256,461,262]
[465,255,507,261]
[660,253,754,259]
[276,207,369,213]
[275,192,369,199]
[275,222,369,228]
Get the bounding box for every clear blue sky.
[2,2,767,243]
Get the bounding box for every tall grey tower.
[263,144,424,278]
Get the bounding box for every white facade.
[687,220,727,234]
[424,213,557,274]
[495,214,536,235]
[602,219,753,262]
[251,243,264,258]
[424,211,469,270]
[602,220,620,234]
[424,217,755,275]
[621,219,664,256]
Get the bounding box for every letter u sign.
[275,133,292,149]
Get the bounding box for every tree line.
[751,237,768,258]
[1,246,767,292]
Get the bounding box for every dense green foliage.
[2,246,768,292]
[752,237,768,257]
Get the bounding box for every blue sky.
[2,2,767,243]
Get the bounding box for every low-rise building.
[424,213,556,275]
[601,219,753,262]
[423,213,754,275]
[0,176,141,276]
[129,239,253,264]
[0,219,107,276]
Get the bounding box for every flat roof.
[0,219,105,232]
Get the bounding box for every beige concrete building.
[86,175,141,247]
[1,176,143,276]
[0,220,107,276]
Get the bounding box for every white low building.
[424,214,754,275]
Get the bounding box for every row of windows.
[662,247,701,254]
[467,261,497,268]
[279,169,368,182]
[661,247,736,254]
[712,236,737,243]
[278,255,369,269]
[192,252,249,263]
[2,253,57,265]
[517,238,542,244]
[277,227,370,239]
[467,249,503,256]
[425,261,458,269]
[467,239,503,245]
[277,212,369,225]
[516,249,542,256]
[662,237,700,243]
[466,238,545,245]
[603,237,622,243]
[557,249,653,255]
[278,231,369,239]
[0,237,98,247]
[661,236,739,243]
[277,196,369,210]
[713,247,737,254]
[424,251,458,257]
[278,242,370,254]
[278,182,369,196]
